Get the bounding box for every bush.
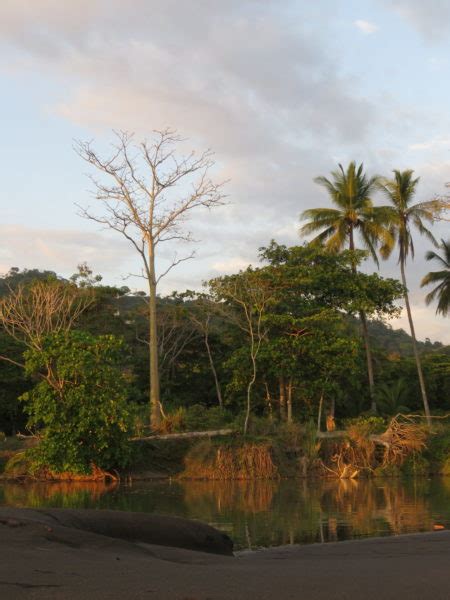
[184,404,232,431]
[401,453,430,477]
[231,414,276,437]
[3,452,32,478]
[344,415,387,434]
[441,457,450,476]
[425,422,450,468]
[373,464,402,478]
[21,331,133,476]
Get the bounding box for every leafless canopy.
[0,280,93,351]
[75,129,227,283]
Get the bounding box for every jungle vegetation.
[0,160,449,478]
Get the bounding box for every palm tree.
[300,162,394,412]
[377,170,447,425]
[421,239,450,316]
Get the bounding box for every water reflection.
[1,477,450,550]
[0,481,118,508]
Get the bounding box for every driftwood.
[131,429,234,442]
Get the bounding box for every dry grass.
[181,440,279,480]
[35,465,119,482]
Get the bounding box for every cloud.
[408,138,450,151]
[0,224,130,281]
[0,1,448,343]
[380,0,450,40]
[354,20,379,34]
[211,258,251,274]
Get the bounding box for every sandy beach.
[1,507,450,599]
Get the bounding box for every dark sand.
[1,507,450,599]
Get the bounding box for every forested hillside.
[1,258,448,438]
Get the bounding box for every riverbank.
[1,507,450,599]
[2,415,450,482]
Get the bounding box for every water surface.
[1,477,450,550]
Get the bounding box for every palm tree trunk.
[400,260,431,425]
[349,226,376,412]
[360,311,376,412]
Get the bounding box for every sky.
[0,0,449,342]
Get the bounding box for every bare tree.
[0,280,92,370]
[75,129,226,428]
[0,280,92,351]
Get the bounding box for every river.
[1,477,450,550]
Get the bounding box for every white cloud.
[354,19,379,34]
[211,258,252,274]
[0,1,448,343]
[409,138,450,151]
[0,224,130,281]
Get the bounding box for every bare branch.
[0,281,93,351]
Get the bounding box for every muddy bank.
[1,507,450,599]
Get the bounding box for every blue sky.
[0,0,449,341]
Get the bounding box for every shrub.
[184,404,233,431]
[344,415,387,434]
[3,452,32,478]
[158,407,186,434]
[21,331,133,476]
[441,457,450,476]
[373,464,402,478]
[401,453,430,477]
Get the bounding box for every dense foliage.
[1,244,448,450]
[20,331,133,474]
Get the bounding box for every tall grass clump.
[181,438,279,480]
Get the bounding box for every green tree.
[21,331,133,474]
[209,268,277,434]
[259,243,403,418]
[300,163,394,411]
[378,169,448,423]
[421,239,450,317]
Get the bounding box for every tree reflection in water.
[1,477,450,550]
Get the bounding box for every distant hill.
[366,319,447,357]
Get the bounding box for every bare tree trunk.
[264,381,273,420]
[317,390,324,433]
[400,260,431,425]
[244,353,257,435]
[360,310,376,412]
[149,244,162,428]
[326,396,336,432]
[287,378,293,423]
[204,326,223,408]
[279,376,286,421]
[76,130,225,431]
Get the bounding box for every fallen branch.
[131,429,234,442]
